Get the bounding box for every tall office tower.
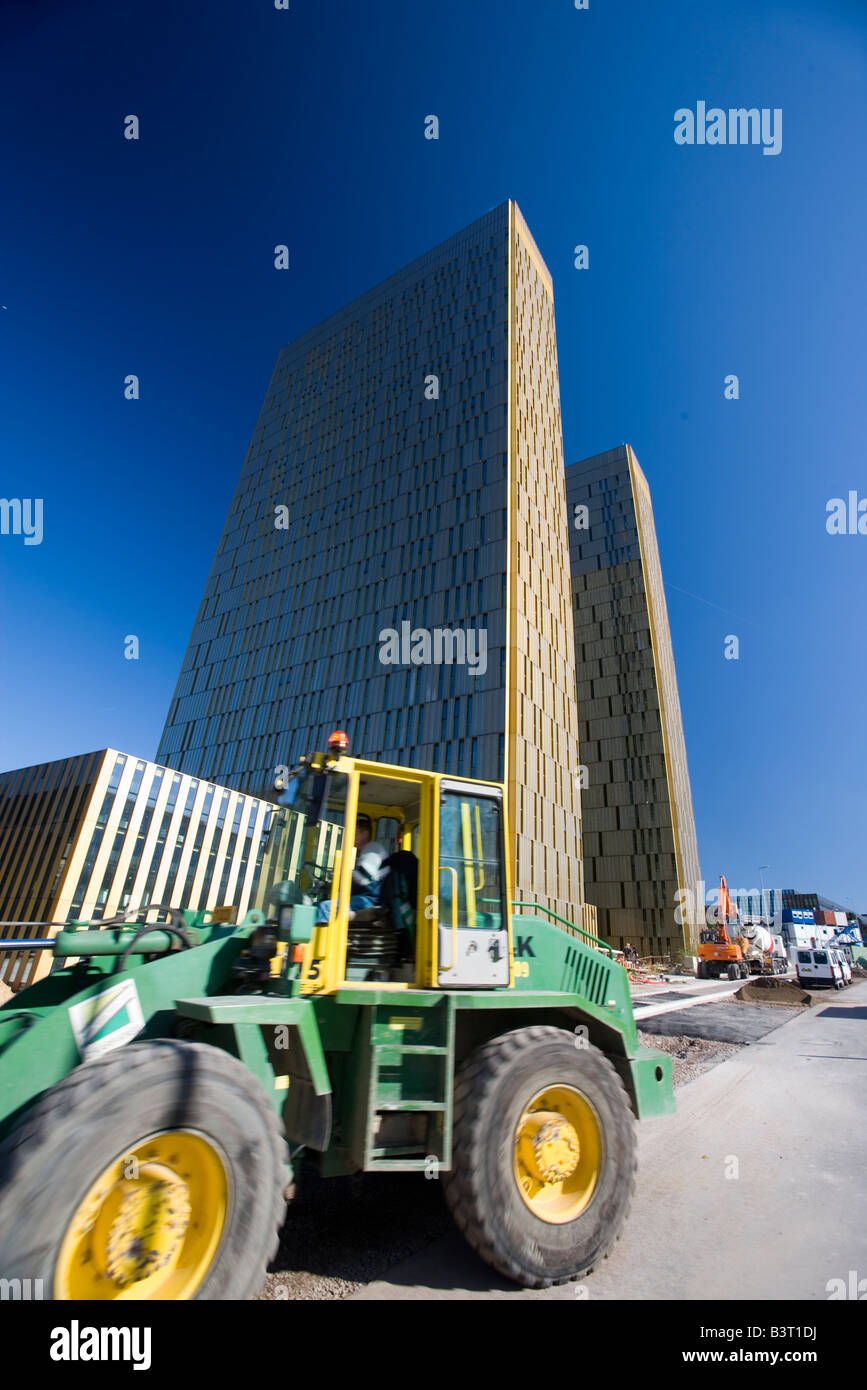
[158,202,583,920]
[565,446,701,955]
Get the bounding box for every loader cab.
[252,742,513,995]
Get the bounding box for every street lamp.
[759,866,770,921]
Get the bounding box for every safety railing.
[0,939,55,950]
[511,901,613,958]
[0,927,60,993]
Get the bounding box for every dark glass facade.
[157,202,583,921]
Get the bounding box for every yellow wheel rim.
[513,1084,602,1224]
[54,1131,228,1300]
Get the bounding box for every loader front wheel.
[443,1026,637,1288]
[0,1040,287,1300]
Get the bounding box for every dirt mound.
[0,979,13,1007]
[734,976,811,1008]
[849,965,867,980]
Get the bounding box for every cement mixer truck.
[740,924,789,976]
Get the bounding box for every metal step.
[362,999,455,1171]
[370,1144,431,1158]
[376,1100,447,1112]
[364,1158,439,1172]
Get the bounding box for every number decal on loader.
[307,958,323,981]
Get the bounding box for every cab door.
[435,781,510,988]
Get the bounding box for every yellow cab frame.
[298,754,514,996]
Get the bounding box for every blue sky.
[1,0,865,910]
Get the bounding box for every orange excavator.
[696,875,750,981]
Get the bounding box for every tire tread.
[442,1025,637,1289]
[0,1040,287,1299]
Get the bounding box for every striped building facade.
[0,750,271,989]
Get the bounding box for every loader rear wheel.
[442,1026,636,1288]
[0,1040,287,1300]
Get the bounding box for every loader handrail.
[511,902,614,957]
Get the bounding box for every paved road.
[633,980,744,1019]
[630,975,746,1001]
[638,1000,802,1044]
[352,980,867,1301]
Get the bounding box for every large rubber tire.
[442,1026,637,1288]
[727,964,739,981]
[0,1040,287,1300]
[697,961,707,979]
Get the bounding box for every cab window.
[438,789,505,932]
[373,816,402,856]
[253,769,348,915]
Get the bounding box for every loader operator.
[315,814,388,922]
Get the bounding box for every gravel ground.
[637,1029,742,1087]
[259,1029,743,1299]
[258,1164,452,1300]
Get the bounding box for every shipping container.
[782,921,815,948]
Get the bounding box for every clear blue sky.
[1,0,865,910]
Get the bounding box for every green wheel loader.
[0,738,674,1298]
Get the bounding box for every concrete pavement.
[352,980,867,1300]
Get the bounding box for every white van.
[795,948,850,990]
[836,950,853,985]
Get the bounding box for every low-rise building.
[0,750,272,989]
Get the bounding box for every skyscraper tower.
[566,445,701,955]
[158,202,583,921]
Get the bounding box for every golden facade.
[566,446,701,955]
